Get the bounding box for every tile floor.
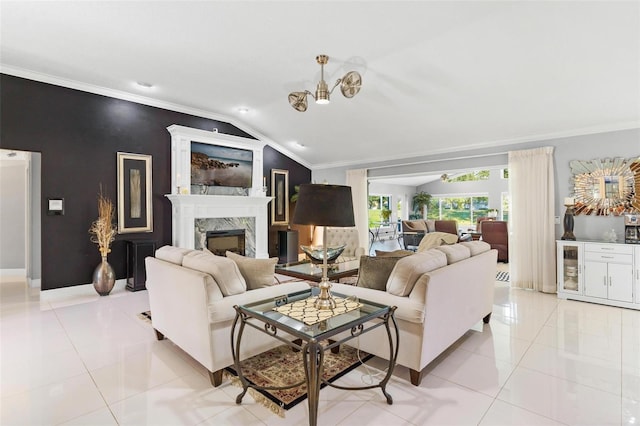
[1,252,639,425]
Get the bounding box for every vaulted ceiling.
[1,1,638,169]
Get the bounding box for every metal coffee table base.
[231,306,398,426]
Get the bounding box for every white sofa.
[145,246,310,386]
[331,241,497,386]
[146,242,497,388]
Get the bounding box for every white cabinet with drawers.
[556,240,639,310]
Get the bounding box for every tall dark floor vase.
[561,206,576,241]
[93,256,115,296]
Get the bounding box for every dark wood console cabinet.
[125,240,156,291]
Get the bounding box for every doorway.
[0,149,41,288]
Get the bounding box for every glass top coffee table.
[231,288,398,426]
[275,259,360,283]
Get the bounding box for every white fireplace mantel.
[166,194,273,258]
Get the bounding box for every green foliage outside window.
[445,170,490,182]
[368,194,392,227]
[426,195,490,227]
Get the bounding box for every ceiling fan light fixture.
[288,54,361,112]
[288,91,309,112]
[315,80,330,104]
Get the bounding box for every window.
[502,168,509,179]
[446,170,490,182]
[426,194,490,229]
[501,192,510,221]
[368,194,391,227]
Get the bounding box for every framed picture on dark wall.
[117,152,153,233]
[271,169,289,225]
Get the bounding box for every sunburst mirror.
[570,156,640,215]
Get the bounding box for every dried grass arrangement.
[89,188,117,257]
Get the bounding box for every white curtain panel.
[346,169,369,250]
[508,147,557,293]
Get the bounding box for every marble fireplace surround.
[165,194,272,258]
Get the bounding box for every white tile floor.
[1,266,639,425]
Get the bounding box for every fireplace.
[206,229,246,256]
[166,125,271,258]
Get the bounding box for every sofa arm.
[145,257,218,370]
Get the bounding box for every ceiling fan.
[288,54,362,112]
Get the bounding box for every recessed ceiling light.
[237,107,250,114]
[135,81,154,89]
[292,142,306,149]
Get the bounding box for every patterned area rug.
[137,310,152,324]
[225,344,372,417]
[496,271,510,282]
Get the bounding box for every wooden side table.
[125,240,156,291]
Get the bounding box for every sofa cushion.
[225,251,278,290]
[434,244,471,264]
[375,249,415,258]
[416,232,458,252]
[356,256,403,291]
[207,280,311,324]
[426,219,436,233]
[331,283,426,323]
[386,250,447,296]
[182,251,246,296]
[155,245,194,265]
[460,241,491,256]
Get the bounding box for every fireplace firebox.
[206,230,246,256]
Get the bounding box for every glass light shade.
[315,80,330,104]
[300,245,345,264]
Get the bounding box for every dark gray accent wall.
[0,74,311,290]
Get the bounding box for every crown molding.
[313,121,640,170]
[2,65,636,173]
[0,65,312,169]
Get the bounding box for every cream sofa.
[311,226,366,262]
[145,246,310,386]
[331,241,497,386]
[146,242,496,388]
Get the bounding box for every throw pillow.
[375,249,414,258]
[386,250,447,296]
[416,232,458,252]
[356,256,403,291]
[460,241,491,256]
[434,244,471,264]
[226,251,278,290]
[182,250,247,296]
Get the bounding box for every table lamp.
[292,184,355,309]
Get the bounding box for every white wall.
[368,181,417,222]
[0,159,27,270]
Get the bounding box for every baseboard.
[0,268,26,276]
[28,278,41,288]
